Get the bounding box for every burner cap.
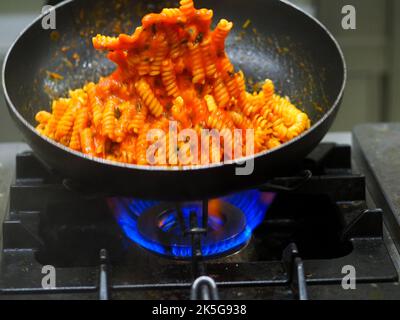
[137,202,248,259]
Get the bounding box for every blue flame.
[109,190,276,259]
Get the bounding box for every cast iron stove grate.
[0,144,399,300]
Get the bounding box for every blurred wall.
[0,0,398,142]
[315,0,399,131]
[0,0,45,142]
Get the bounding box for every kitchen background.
[0,0,399,141]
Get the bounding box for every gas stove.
[1,125,400,300]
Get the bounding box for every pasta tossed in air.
[35,0,311,166]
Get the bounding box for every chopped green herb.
[114,107,122,119]
[195,32,204,44]
[151,24,157,35]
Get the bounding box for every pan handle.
[259,170,313,192]
[62,178,114,199]
[62,170,313,198]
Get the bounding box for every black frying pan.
[2,0,346,201]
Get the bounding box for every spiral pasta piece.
[80,128,95,155]
[220,56,239,99]
[102,98,118,140]
[234,72,254,116]
[263,79,275,104]
[113,101,134,142]
[230,111,252,130]
[287,113,310,140]
[130,106,148,134]
[192,95,209,125]
[44,99,69,138]
[212,19,233,52]
[179,0,196,17]
[213,77,230,109]
[137,50,151,76]
[171,96,191,128]
[119,136,137,164]
[35,111,52,125]
[201,37,217,78]
[161,59,180,98]
[136,79,164,118]
[273,122,289,142]
[254,127,267,151]
[207,109,234,132]
[70,106,89,150]
[267,138,282,150]
[93,133,107,158]
[92,35,119,51]
[161,8,182,18]
[55,102,78,144]
[167,28,185,60]
[86,82,104,128]
[198,8,213,27]
[150,33,169,76]
[188,42,205,84]
[205,95,218,113]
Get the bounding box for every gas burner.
[137,202,247,259]
[2,143,400,300]
[109,190,276,259]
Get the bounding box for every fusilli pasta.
[35,0,311,166]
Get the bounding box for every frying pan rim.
[2,0,347,173]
